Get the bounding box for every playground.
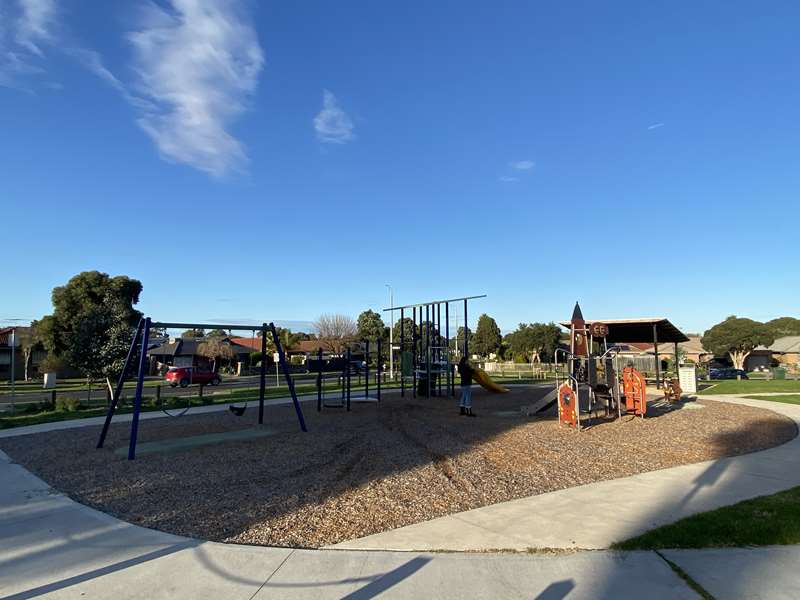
[1,384,794,549]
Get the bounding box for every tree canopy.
[357,309,386,342]
[181,328,205,338]
[701,316,774,370]
[765,317,800,338]
[506,322,562,362]
[313,313,357,353]
[33,271,143,381]
[472,314,502,357]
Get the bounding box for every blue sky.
[2,1,799,335]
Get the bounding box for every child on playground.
[457,356,476,417]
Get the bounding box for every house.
[768,336,800,370]
[147,337,255,370]
[0,326,45,380]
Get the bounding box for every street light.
[386,284,394,380]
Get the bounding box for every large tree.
[472,314,502,357]
[507,322,562,362]
[197,338,236,372]
[313,313,357,353]
[765,317,800,338]
[701,316,774,370]
[182,328,205,338]
[357,309,386,342]
[392,317,417,346]
[34,271,143,385]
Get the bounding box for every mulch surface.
[1,386,795,548]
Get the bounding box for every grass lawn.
[613,486,800,550]
[743,395,800,405]
[698,379,800,395]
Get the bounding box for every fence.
[481,362,566,380]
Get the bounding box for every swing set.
[96,317,308,460]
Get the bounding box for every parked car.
[709,368,749,380]
[165,366,221,388]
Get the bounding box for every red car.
[165,366,221,388]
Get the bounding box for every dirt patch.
[0,387,795,548]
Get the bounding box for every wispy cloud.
[0,0,57,88]
[15,0,57,55]
[647,122,665,130]
[510,160,535,170]
[127,0,264,177]
[314,89,354,144]
[499,176,519,183]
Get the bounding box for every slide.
[471,367,509,393]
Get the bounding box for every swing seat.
[229,405,247,417]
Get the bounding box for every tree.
[450,326,472,355]
[765,317,800,338]
[206,328,229,339]
[472,314,502,357]
[701,316,774,370]
[392,317,417,346]
[35,271,142,357]
[505,321,562,361]
[197,339,236,372]
[182,328,205,338]
[313,313,357,353]
[15,327,42,381]
[34,271,143,389]
[357,310,386,342]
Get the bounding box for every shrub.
[55,397,81,412]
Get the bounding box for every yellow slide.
[471,367,509,393]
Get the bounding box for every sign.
[273,353,280,363]
[678,366,697,394]
[589,322,609,338]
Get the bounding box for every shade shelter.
[559,317,690,386]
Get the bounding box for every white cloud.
[499,176,519,183]
[0,0,57,88]
[510,160,535,170]
[314,89,354,144]
[647,123,665,130]
[127,0,264,177]
[15,0,57,55]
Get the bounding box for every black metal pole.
[437,303,442,396]
[426,304,431,398]
[127,317,151,460]
[377,338,382,402]
[317,347,323,412]
[400,308,405,397]
[97,318,143,449]
[270,322,307,431]
[446,302,453,396]
[346,347,352,411]
[412,307,417,398]
[674,341,680,379]
[463,298,469,357]
[259,323,267,424]
[653,323,660,388]
[365,339,370,400]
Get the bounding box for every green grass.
[698,379,800,395]
[742,395,800,405]
[613,486,800,550]
[0,378,163,396]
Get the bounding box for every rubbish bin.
[772,367,786,380]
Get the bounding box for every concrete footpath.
[0,450,695,599]
[333,396,800,552]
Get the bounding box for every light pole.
[386,284,394,380]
